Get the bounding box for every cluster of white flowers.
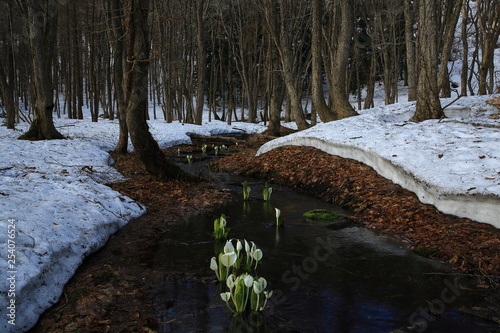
[210,239,272,314]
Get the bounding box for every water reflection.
[144,184,497,332]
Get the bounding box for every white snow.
[258,95,500,228]
[1,96,500,332]
[0,118,266,332]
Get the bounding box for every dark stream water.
[142,159,498,333]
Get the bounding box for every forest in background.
[0,1,499,144]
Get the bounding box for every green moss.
[92,269,115,285]
[303,209,340,221]
[412,247,439,258]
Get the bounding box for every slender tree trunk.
[105,0,128,153]
[438,0,461,97]
[411,0,443,122]
[194,0,205,125]
[267,35,282,136]
[404,0,417,101]
[0,62,16,129]
[329,1,358,120]
[72,2,84,120]
[263,0,309,130]
[363,52,376,109]
[19,0,64,140]
[460,0,469,96]
[478,39,497,95]
[311,0,334,122]
[0,11,16,130]
[404,0,417,102]
[476,0,500,95]
[3,2,17,129]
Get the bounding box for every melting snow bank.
[0,139,145,333]
[0,119,266,332]
[257,96,500,229]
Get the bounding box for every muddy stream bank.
[30,141,499,332]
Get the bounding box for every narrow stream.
[141,156,497,332]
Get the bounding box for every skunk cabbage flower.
[224,240,235,253]
[220,292,231,302]
[253,249,263,261]
[244,274,254,288]
[227,274,235,289]
[257,277,267,290]
[262,290,273,310]
[275,208,281,226]
[263,183,273,201]
[253,280,264,295]
[253,249,263,269]
[210,257,218,271]
[221,252,237,267]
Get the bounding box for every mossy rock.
[303,209,340,221]
[412,246,439,258]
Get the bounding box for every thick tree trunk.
[19,0,64,140]
[124,0,195,181]
[411,0,444,122]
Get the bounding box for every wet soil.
[29,132,499,332]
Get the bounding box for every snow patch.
[257,96,500,228]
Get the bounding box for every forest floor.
[30,131,499,333]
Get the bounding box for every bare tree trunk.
[262,0,309,130]
[0,6,16,129]
[72,2,84,120]
[404,0,417,101]
[311,0,334,122]
[194,0,205,125]
[460,0,469,96]
[19,0,64,140]
[0,62,16,129]
[124,0,194,181]
[267,35,282,136]
[329,0,358,120]
[2,2,17,129]
[476,0,500,95]
[411,0,443,122]
[105,0,129,154]
[437,0,461,97]
[363,52,376,109]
